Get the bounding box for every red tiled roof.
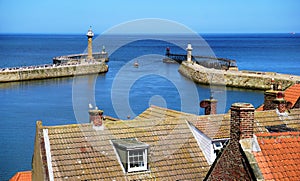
[253,132,300,181]
[284,83,300,107]
[9,171,32,181]
[256,104,264,111]
[257,84,300,111]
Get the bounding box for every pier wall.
[0,63,108,83]
[179,62,299,90]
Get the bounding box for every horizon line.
[0,32,298,36]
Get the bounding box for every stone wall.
[0,63,108,83]
[179,62,299,90]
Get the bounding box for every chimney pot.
[200,99,217,115]
[276,92,284,99]
[88,109,104,130]
[272,91,287,113]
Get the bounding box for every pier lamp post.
[86,26,94,60]
[186,43,193,63]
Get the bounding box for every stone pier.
[0,62,108,83]
[179,62,300,90]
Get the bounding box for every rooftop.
[253,132,300,180]
[30,105,300,180]
[112,138,149,150]
[35,118,210,180]
[257,83,300,111]
[137,106,300,140]
[284,83,300,108]
[9,171,31,181]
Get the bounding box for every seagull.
[88,103,93,109]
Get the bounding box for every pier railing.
[0,61,102,73]
[53,52,108,64]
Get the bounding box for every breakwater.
[179,62,300,90]
[0,62,108,83]
[53,52,109,64]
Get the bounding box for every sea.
[0,33,299,180]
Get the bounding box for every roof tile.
[285,84,300,107]
[38,118,210,180]
[253,132,300,181]
[135,106,300,140]
[257,83,300,111]
[9,171,31,181]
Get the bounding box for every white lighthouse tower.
[86,26,94,60]
[186,43,193,63]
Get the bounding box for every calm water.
[0,33,299,180]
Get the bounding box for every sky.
[0,0,299,34]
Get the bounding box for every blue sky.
[0,0,299,34]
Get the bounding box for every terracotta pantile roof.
[256,83,300,111]
[253,132,300,181]
[9,171,32,181]
[37,118,210,180]
[256,104,264,111]
[284,83,300,107]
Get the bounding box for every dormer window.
[112,138,149,173]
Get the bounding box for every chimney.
[88,108,104,130]
[263,79,283,111]
[263,90,280,110]
[200,98,217,115]
[230,103,254,140]
[273,92,286,113]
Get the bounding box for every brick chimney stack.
[204,102,256,180]
[263,79,283,111]
[88,109,104,130]
[230,103,255,140]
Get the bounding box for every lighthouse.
[86,26,94,60]
[186,43,193,63]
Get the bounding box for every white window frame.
[213,141,223,150]
[127,149,148,172]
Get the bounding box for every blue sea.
[0,33,299,180]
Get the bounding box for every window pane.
[128,149,146,170]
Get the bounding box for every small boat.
[134,61,139,67]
